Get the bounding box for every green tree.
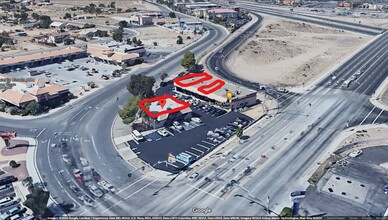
[64,38,74,45]
[176,35,183,44]
[180,52,196,70]
[132,37,138,44]
[118,20,128,28]
[24,101,41,115]
[127,74,155,98]
[98,3,105,8]
[9,160,17,168]
[63,13,72,19]
[236,127,243,139]
[169,12,176,18]
[95,30,108,37]
[87,81,97,88]
[118,95,142,124]
[23,188,50,219]
[112,27,124,42]
[153,41,158,46]
[38,15,52,29]
[31,12,39,20]
[109,1,116,9]
[22,176,33,187]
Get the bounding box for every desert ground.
[315,15,388,29]
[50,0,161,11]
[225,15,372,87]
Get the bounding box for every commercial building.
[128,15,153,26]
[0,47,87,73]
[0,76,69,108]
[174,73,257,110]
[208,8,238,19]
[87,42,142,66]
[182,21,203,31]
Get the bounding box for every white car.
[78,195,95,207]
[89,185,104,198]
[188,172,199,181]
[98,180,116,193]
[173,121,183,130]
[62,154,72,165]
[157,129,169,137]
[229,155,237,163]
[215,67,220,71]
[348,149,362,158]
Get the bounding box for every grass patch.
[308,154,342,185]
[279,207,293,217]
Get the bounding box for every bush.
[7,106,20,115]
[9,160,18,168]
[87,81,97,88]
[187,36,191,39]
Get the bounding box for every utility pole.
[267,196,270,215]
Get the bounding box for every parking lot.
[300,146,388,216]
[128,83,252,173]
[6,58,121,94]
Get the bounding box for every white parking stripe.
[372,109,384,124]
[197,143,210,151]
[191,147,204,154]
[359,106,376,125]
[202,140,216,146]
[185,150,199,158]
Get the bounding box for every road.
[1,1,388,216]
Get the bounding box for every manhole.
[355,196,359,199]
[360,184,365,187]
[341,192,346,195]
[336,177,340,180]
[328,188,333,192]
[347,180,352,183]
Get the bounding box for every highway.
[1,1,388,216]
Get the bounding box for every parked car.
[88,185,104,198]
[188,172,199,181]
[0,206,27,220]
[290,191,306,201]
[348,149,362,158]
[173,121,183,130]
[157,129,169,137]
[72,169,83,179]
[0,184,13,193]
[69,185,80,194]
[0,176,17,187]
[97,180,116,193]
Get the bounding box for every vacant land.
[226,15,372,87]
[50,0,161,11]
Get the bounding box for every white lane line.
[359,106,376,126]
[372,109,384,124]
[102,180,157,214]
[202,140,216,146]
[91,135,101,158]
[47,139,53,171]
[36,128,46,138]
[116,175,148,194]
[186,184,224,200]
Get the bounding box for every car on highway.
[88,185,104,198]
[173,121,183,130]
[0,176,17,187]
[61,154,72,165]
[97,180,116,193]
[69,185,80,194]
[384,185,388,194]
[229,155,237,163]
[78,195,94,207]
[60,141,68,152]
[157,129,169,137]
[188,172,199,181]
[348,149,362,158]
[0,206,27,220]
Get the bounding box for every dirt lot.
[50,0,161,11]
[225,15,372,87]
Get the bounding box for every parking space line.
[132,139,139,145]
[165,129,174,136]
[185,150,200,158]
[202,140,216,146]
[197,144,210,151]
[166,161,181,168]
[191,147,204,154]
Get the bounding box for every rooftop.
[0,47,85,67]
[174,73,256,103]
[208,8,238,13]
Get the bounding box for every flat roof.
[0,47,85,66]
[174,73,256,103]
[209,8,238,13]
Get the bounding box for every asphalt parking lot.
[6,58,121,93]
[128,83,252,173]
[299,146,388,216]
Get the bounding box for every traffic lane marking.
[186,184,224,201]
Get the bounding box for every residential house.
[50,21,67,30]
[50,32,70,43]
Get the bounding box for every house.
[0,77,69,108]
[208,8,238,19]
[193,8,209,18]
[129,15,153,26]
[49,32,70,43]
[22,22,37,29]
[50,21,67,29]
[183,21,203,31]
[79,28,98,37]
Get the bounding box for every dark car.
[0,176,18,187]
[60,141,68,152]
[384,185,388,194]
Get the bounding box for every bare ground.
[225,15,372,87]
